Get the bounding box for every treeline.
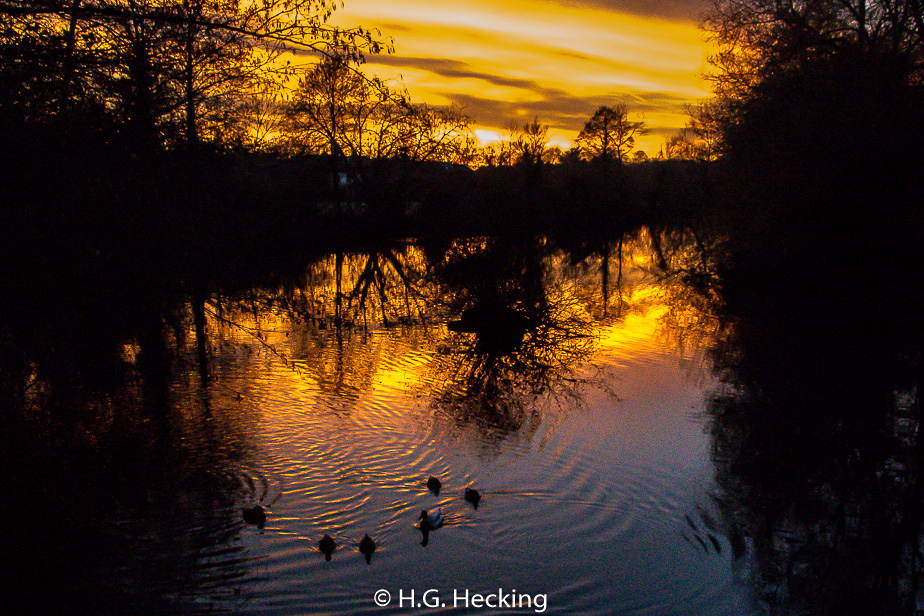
[702,0,924,254]
[0,0,716,281]
[696,5,924,615]
[0,0,712,250]
[0,0,385,146]
[695,0,924,355]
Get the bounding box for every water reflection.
[1,366,264,614]
[417,238,601,434]
[213,237,619,438]
[656,224,924,615]
[2,229,755,615]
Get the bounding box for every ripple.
[171,274,754,615]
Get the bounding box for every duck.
[419,508,443,547]
[242,505,266,529]
[426,475,442,494]
[358,534,376,564]
[464,487,481,509]
[319,534,336,561]
[419,508,444,532]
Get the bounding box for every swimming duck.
[319,534,336,561]
[419,508,443,547]
[464,487,481,509]
[427,476,442,494]
[242,505,266,529]
[419,508,444,531]
[359,534,376,564]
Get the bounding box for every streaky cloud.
[367,55,547,91]
[556,0,708,22]
[448,89,698,136]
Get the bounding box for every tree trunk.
[183,1,199,150]
[59,0,82,122]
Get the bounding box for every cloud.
[363,53,703,120]
[368,55,546,91]
[556,0,710,22]
[325,0,713,152]
[448,89,695,128]
[361,47,707,151]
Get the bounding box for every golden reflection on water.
[598,304,666,362]
[183,233,735,614]
[202,234,711,441]
[7,233,744,615]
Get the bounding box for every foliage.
[703,0,924,256]
[704,0,924,153]
[513,117,553,168]
[696,5,924,612]
[705,0,924,97]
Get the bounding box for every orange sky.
[324,0,713,154]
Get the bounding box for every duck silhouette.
[426,476,442,495]
[420,508,443,531]
[419,508,444,547]
[242,505,266,529]
[464,487,481,509]
[359,534,376,564]
[319,534,336,561]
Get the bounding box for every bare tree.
[685,100,723,161]
[284,53,472,168]
[660,127,697,160]
[224,87,289,150]
[478,120,521,167]
[705,0,924,102]
[0,0,386,146]
[575,104,648,164]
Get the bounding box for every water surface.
[178,243,755,615]
[4,238,758,615]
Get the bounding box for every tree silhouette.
[477,120,537,167]
[514,117,551,168]
[684,100,722,161]
[0,0,385,147]
[703,0,924,268]
[284,52,473,229]
[660,127,698,160]
[285,53,471,166]
[284,53,387,158]
[705,0,924,103]
[225,87,289,150]
[695,10,924,610]
[575,104,647,164]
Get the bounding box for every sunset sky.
[325,0,714,154]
